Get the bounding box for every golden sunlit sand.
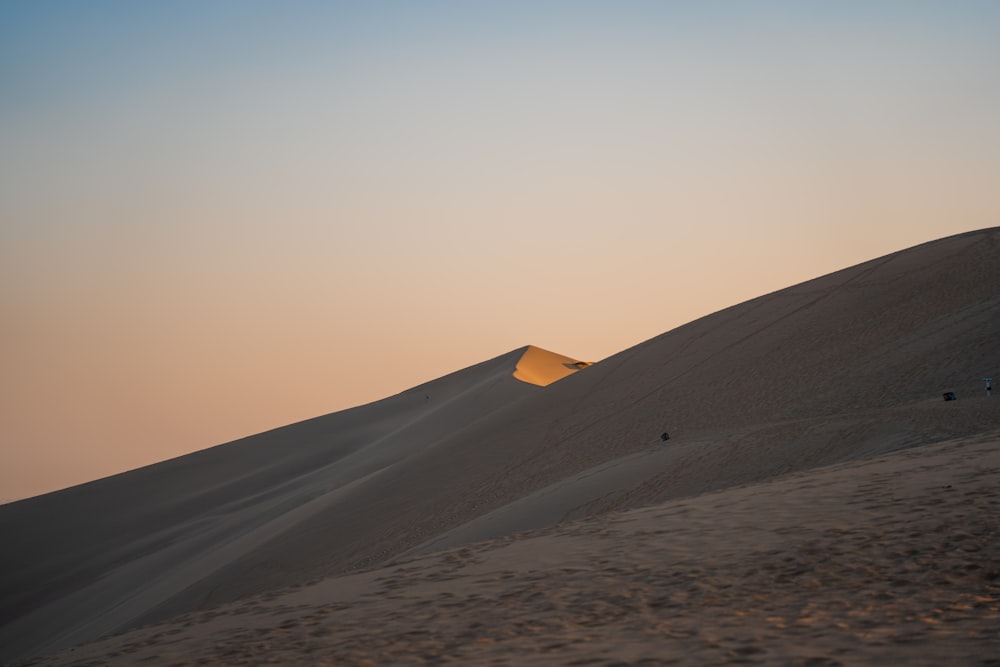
[2,228,999,666]
[512,345,592,387]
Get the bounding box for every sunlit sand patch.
[512,345,593,387]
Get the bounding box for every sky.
[2,1,999,502]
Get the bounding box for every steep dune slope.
[2,228,998,663]
[401,228,999,553]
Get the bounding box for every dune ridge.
[2,227,999,665]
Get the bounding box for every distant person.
[988,383,992,397]
[661,432,670,442]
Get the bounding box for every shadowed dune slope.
[1,227,998,663]
[405,227,1000,554]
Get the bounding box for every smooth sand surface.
[2,227,998,664]
[19,431,999,666]
[513,345,592,387]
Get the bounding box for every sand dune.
[2,227,999,665]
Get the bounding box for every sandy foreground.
[21,431,999,667]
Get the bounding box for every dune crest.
[512,345,592,387]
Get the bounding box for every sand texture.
[2,227,999,664]
[17,432,1000,666]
